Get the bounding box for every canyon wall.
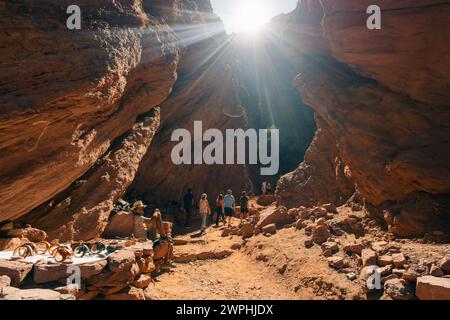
[276,0,450,237]
[0,0,211,241]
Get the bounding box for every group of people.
[183,189,250,234]
[261,181,273,195]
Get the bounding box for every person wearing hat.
[199,193,211,234]
[131,201,167,241]
[223,189,235,226]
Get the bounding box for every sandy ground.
[154,252,298,300]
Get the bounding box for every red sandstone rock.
[416,276,450,300]
[0,1,179,231]
[0,260,33,287]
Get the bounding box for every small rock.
[304,239,314,248]
[311,207,327,218]
[361,249,377,267]
[323,203,337,214]
[343,242,364,255]
[378,255,394,267]
[316,218,326,226]
[312,224,330,244]
[416,276,450,300]
[392,253,407,268]
[378,265,394,277]
[238,223,255,239]
[132,274,152,289]
[0,275,11,289]
[143,283,160,300]
[371,241,388,253]
[262,224,276,235]
[321,242,339,257]
[346,272,357,281]
[231,243,242,250]
[393,269,406,277]
[384,278,415,300]
[403,264,429,282]
[141,257,156,274]
[438,257,450,273]
[328,256,344,269]
[295,219,307,230]
[430,265,444,277]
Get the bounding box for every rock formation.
[275,0,450,238]
[0,0,219,240]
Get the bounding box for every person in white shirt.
[223,189,235,226]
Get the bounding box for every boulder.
[323,203,337,213]
[312,225,330,244]
[361,249,377,267]
[0,260,33,287]
[34,260,107,284]
[256,195,277,206]
[392,253,407,268]
[103,286,145,300]
[256,206,294,229]
[430,265,444,277]
[262,224,277,235]
[438,257,450,273]
[0,227,47,242]
[0,275,11,289]
[107,250,136,273]
[416,276,450,300]
[384,278,415,300]
[403,264,429,282]
[238,223,255,239]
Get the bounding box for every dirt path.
[153,222,299,300]
[154,252,298,300]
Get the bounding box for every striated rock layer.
[0,0,208,240]
[276,0,450,237]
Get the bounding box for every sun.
[231,0,270,34]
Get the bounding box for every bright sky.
[211,0,298,34]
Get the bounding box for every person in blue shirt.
[223,189,235,226]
